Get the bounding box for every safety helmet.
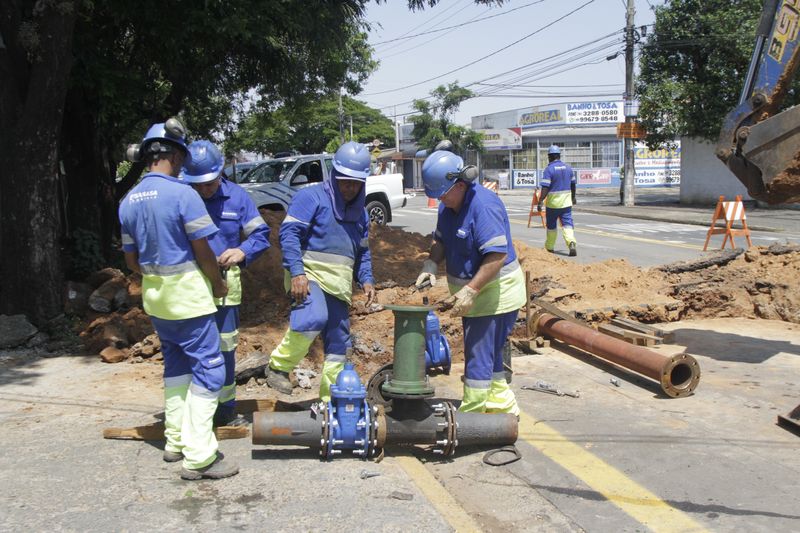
[422,150,478,199]
[126,117,189,162]
[547,145,561,155]
[332,141,371,180]
[180,140,224,183]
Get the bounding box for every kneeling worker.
[265,141,375,401]
[181,140,270,427]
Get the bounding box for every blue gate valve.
[324,363,372,459]
[425,311,451,374]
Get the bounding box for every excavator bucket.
[726,104,800,204]
[777,402,800,435]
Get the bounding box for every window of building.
[592,140,621,168]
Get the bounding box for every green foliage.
[67,229,105,281]
[230,95,395,155]
[636,0,781,146]
[115,160,132,180]
[409,83,483,154]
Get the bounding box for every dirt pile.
[663,244,800,323]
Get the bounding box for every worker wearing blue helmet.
[266,141,376,401]
[415,148,525,415]
[181,140,270,428]
[119,120,238,480]
[537,145,578,256]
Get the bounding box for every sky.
[359,0,663,126]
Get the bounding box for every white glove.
[415,259,438,288]
[444,285,479,317]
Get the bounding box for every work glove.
[536,203,543,213]
[442,285,479,317]
[415,259,438,289]
[572,195,577,205]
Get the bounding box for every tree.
[231,96,395,156]
[0,0,501,324]
[634,0,799,147]
[409,83,484,154]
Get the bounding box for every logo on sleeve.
[457,228,467,238]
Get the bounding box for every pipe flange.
[319,403,330,459]
[660,352,701,398]
[442,402,458,456]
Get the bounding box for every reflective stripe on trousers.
[269,281,351,400]
[545,206,576,251]
[214,305,240,410]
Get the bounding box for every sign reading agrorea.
[517,101,624,128]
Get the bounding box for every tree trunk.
[0,3,78,325]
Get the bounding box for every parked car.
[240,153,407,226]
[223,160,265,183]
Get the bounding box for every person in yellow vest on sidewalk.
[265,142,375,401]
[537,145,578,256]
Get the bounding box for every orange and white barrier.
[483,180,499,194]
[527,189,546,229]
[703,195,753,251]
[427,196,438,209]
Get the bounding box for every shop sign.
[565,101,624,124]
[577,168,612,185]
[518,107,564,128]
[479,128,522,150]
[512,170,538,188]
[634,141,681,185]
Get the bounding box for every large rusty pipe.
[536,313,700,397]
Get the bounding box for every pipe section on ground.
[536,313,700,397]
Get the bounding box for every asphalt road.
[391,194,790,267]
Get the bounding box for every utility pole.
[622,0,636,206]
[338,88,345,144]
[349,116,353,141]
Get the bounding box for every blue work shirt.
[202,178,270,266]
[435,182,525,317]
[280,184,373,304]
[119,172,218,320]
[541,159,576,208]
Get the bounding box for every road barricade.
[703,195,753,250]
[527,189,546,228]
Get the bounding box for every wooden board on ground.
[597,323,662,347]
[531,298,588,326]
[610,317,675,344]
[777,403,800,435]
[103,423,248,441]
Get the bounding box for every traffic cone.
[427,196,437,208]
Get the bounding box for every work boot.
[180,454,238,481]
[163,450,183,463]
[568,242,577,257]
[266,367,293,395]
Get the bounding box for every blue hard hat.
[140,117,189,156]
[422,150,465,199]
[547,145,561,155]
[332,141,371,180]
[180,140,224,183]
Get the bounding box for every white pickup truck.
[239,153,406,225]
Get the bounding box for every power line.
[371,0,547,46]
[373,0,471,50]
[361,0,598,96]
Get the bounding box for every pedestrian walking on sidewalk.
[415,148,525,415]
[119,120,238,480]
[181,140,270,428]
[538,145,578,256]
[265,141,376,401]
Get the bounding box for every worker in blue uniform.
[537,145,578,256]
[415,148,526,415]
[265,141,375,401]
[119,119,238,480]
[180,140,270,427]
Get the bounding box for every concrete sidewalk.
[498,187,800,234]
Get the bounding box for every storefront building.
[471,101,680,190]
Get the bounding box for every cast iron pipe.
[253,399,518,454]
[536,313,700,397]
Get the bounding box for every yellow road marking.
[518,412,709,533]
[394,452,483,532]
[509,217,704,250]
